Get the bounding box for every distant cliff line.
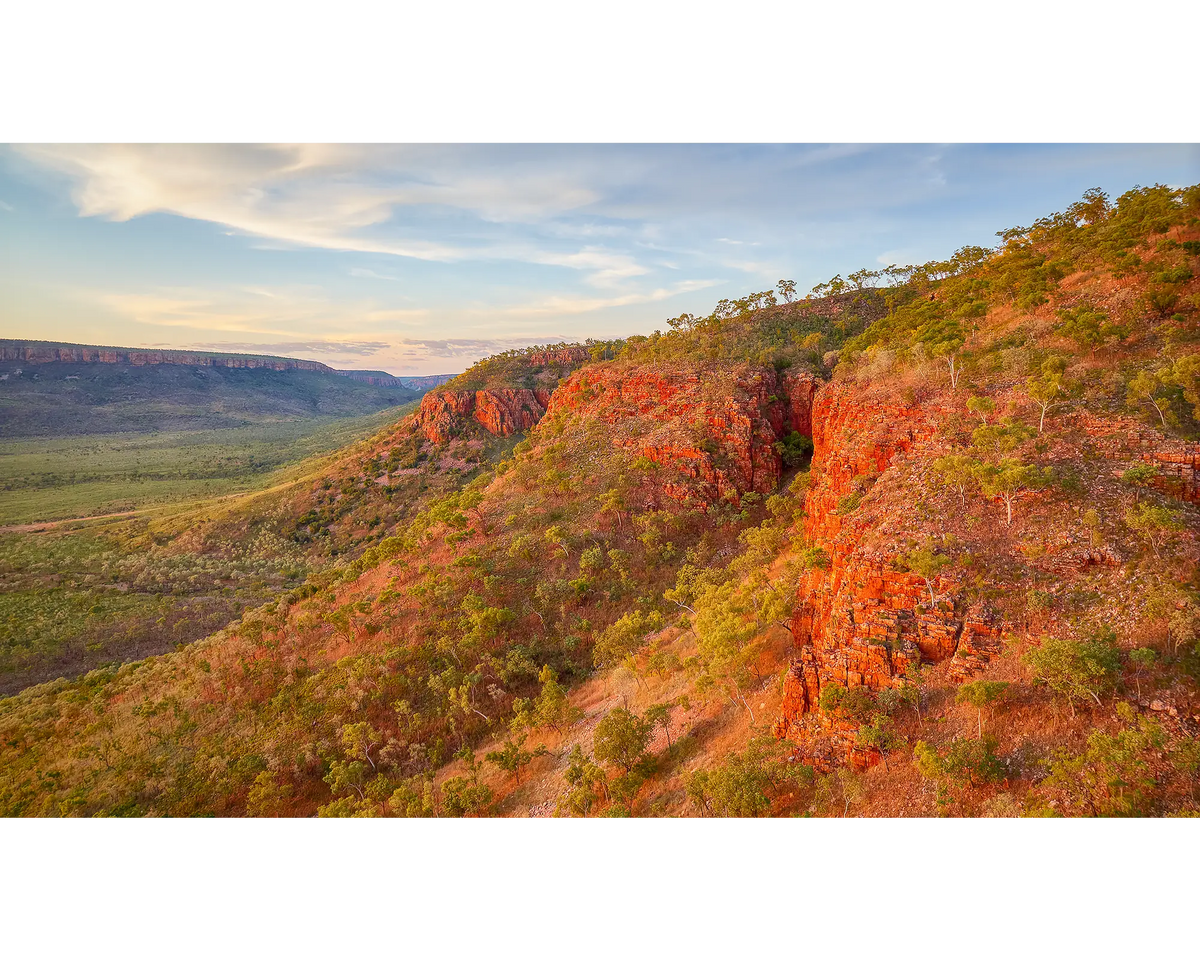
[1,340,337,373]
[0,340,457,387]
[334,370,457,390]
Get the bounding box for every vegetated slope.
[2,183,1199,818]
[0,406,429,695]
[0,345,423,438]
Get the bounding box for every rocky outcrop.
[0,340,333,373]
[1078,412,1200,502]
[548,365,822,507]
[415,388,551,443]
[413,360,824,507]
[527,346,591,368]
[775,383,1007,759]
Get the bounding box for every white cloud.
[483,279,721,317]
[11,144,604,264]
[528,246,650,287]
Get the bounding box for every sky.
[1,143,1197,375]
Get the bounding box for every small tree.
[1023,637,1120,715]
[856,714,902,771]
[1056,305,1124,357]
[966,395,995,425]
[1121,463,1160,504]
[1124,502,1185,557]
[914,736,1004,812]
[1126,368,1170,428]
[556,745,607,817]
[932,452,979,508]
[643,697,688,751]
[777,279,797,303]
[974,458,1051,526]
[955,680,1011,737]
[440,747,494,817]
[1128,647,1157,700]
[485,732,548,785]
[593,707,653,774]
[813,767,864,818]
[934,341,965,392]
[1040,708,1164,816]
[1026,361,1066,433]
[902,545,951,606]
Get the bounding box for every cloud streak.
[6,143,1196,373]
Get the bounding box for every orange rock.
[414,388,548,443]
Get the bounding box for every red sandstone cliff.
[774,383,1006,763]
[414,388,553,443]
[548,365,821,507]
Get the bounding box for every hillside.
[0,340,426,437]
[1,183,1198,817]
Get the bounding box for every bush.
[1024,637,1120,712]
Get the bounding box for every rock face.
[414,389,552,443]
[0,341,333,373]
[527,346,592,368]
[548,365,822,507]
[1078,412,1200,502]
[775,383,1005,760]
[413,360,824,509]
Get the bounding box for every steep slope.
[2,183,1199,818]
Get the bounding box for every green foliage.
[556,745,607,817]
[836,491,863,514]
[932,453,978,506]
[1121,463,1160,501]
[1125,367,1174,428]
[955,680,1011,735]
[592,707,653,774]
[774,431,813,468]
[687,734,813,816]
[485,732,548,784]
[1124,502,1185,555]
[1026,358,1069,433]
[441,747,493,817]
[955,680,1010,710]
[901,545,951,605]
[592,610,664,669]
[798,545,830,571]
[971,419,1035,457]
[1023,637,1121,711]
[1041,711,1164,816]
[914,735,1005,793]
[965,395,995,423]
[1056,305,1125,355]
[512,665,582,733]
[973,458,1052,526]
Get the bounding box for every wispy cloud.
[11,144,603,265]
[485,279,722,317]
[185,339,390,357]
[7,143,1196,374]
[349,267,405,282]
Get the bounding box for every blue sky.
[1,143,1196,374]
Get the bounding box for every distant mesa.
[0,340,458,388]
[1,339,338,373]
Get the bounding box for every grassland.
[0,403,418,693]
[0,407,412,525]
